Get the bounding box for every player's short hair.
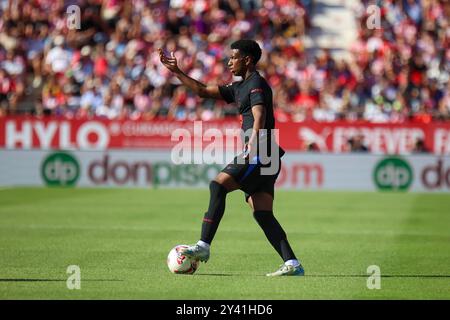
[230,39,262,65]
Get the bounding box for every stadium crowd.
[0,0,448,123]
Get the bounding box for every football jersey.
[218,71,284,157]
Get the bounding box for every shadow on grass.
[0,279,123,282]
[304,275,450,278]
[194,274,450,278]
[3,275,448,280]
[194,273,234,277]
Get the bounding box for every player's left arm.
[245,104,266,158]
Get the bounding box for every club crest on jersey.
[251,88,263,93]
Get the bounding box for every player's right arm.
[158,48,223,100]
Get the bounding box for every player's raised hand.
[158,48,180,73]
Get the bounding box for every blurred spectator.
[44,36,71,75]
[348,134,369,152]
[350,0,449,124]
[411,138,430,153]
[306,142,320,152]
[0,68,13,114]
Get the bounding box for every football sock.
[253,210,297,262]
[284,259,300,267]
[200,181,228,244]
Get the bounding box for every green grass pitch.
[0,188,449,299]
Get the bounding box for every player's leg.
[200,172,240,245]
[248,192,304,276]
[179,172,240,262]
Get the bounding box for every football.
[167,245,200,274]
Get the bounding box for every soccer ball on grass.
[167,245,200,274]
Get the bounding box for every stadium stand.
[0,0,448,123]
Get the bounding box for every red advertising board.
[278,121,450,154]
[1,117,449,154]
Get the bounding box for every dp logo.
[373,157,413,191]
[41,152,80,186]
